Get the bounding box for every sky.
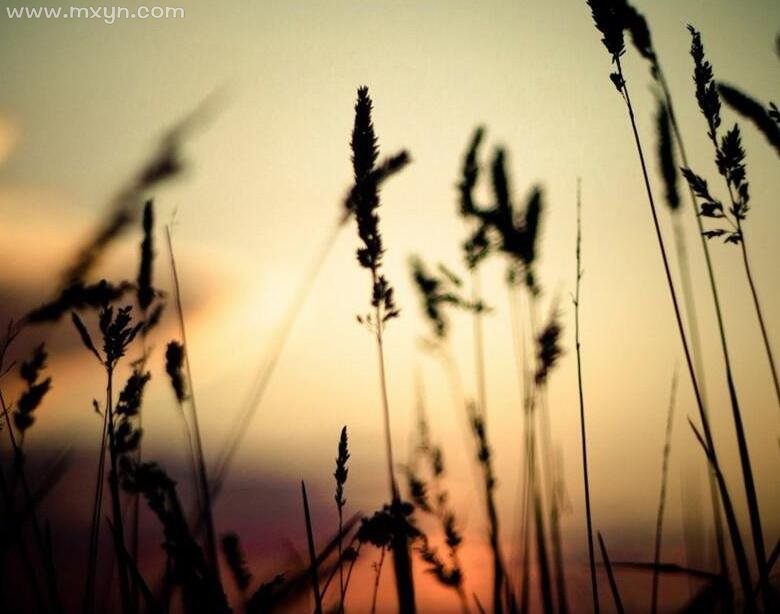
[1,0,779,611]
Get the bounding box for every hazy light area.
[1,0,779,610]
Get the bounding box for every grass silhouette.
[0,4,778,613]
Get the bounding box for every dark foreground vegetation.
[1,1,778,612]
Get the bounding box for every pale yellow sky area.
[1,0,779,609]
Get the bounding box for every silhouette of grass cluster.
[0,6,778,614]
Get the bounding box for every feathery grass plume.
[13,344,52,435]
[585,5,755,603]
[718,83,780,156]
[334,425,349,613]
[166,225,220,576]
[684,32,780,412]
[59,95,221,287]
[348,86,416,613]
[625,4,727,576]
[407,401,468,613]
[26,279,135,323]
[114,369,150,460]
[458,128,491,269]
[221,533,252,594]
[586,0,625,61]
[534,310,563,387]
[651,370,678,614]
[357,501,422,614]
[622,2,654,64]
[165,341,187,403]
[598,532,626,614]
[137,200,155,312]
[467,402,512,614]
[685,27,773,602]
[410,257,482,341]
[454,130,519,614]
[0,343,64,613]
[689,26,721,144]
[74,302,144,614]
[463,144,544,295]
[132,198,156,609]
[121,460,230,614]
[573,181,599,614]
[656,101,680,211]
[531,307,565,614]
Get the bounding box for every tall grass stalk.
[635,17,730,575]
[507,285,532,613]
[0,387,58,612]
[615,52,753,602]
[84,376,111,614]
[470,271,508,614]
[597,532,625,614]
[301,481,323,614]
[585,4,753,603]
[651,370,678,614]
[573,180,599,614]
[685,26,769,599]
[210,215,347,502]
[165,226,219,574]
[0,336,63,614]
[334,426,349,614]
[348,86,415,613]
[103,365,132,614]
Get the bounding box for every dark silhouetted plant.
[585,3,754,603]
[72,302,145,614]
[348,85,415,613]
[683,26,771,603]
[573,181,599,614]
[334,425,349,613]
[651,371,678,614]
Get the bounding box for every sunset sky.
[1,1,779,611]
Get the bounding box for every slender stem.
[338,506,345,614]
[341,541,362,610]
[651,371,678,614]
[539,387,568,614]
[0,424,46,613]
[471,272,487,416]
[0,385,63,614]
[597,532,625,614]
[680,43,770,596]
[574,181,599,614]
[470,269,505,614]
[738,222,780,408]
[616,59,754,607]
[670,218,706,398]
[130,310,149,614]
[104,368,132,614]
[210,219,345,501]
[507,286,530,604]
[85,388,110,614]
[166,227,219,574]
[371,546,387,614]
[302,481,323,614]
[530,415,554,614]
[656,64,729,577]
[700,98,769,597]
[671,216,727,577]
[372,281,397,500]
[731,220,771,594]
[369,268,415,614]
